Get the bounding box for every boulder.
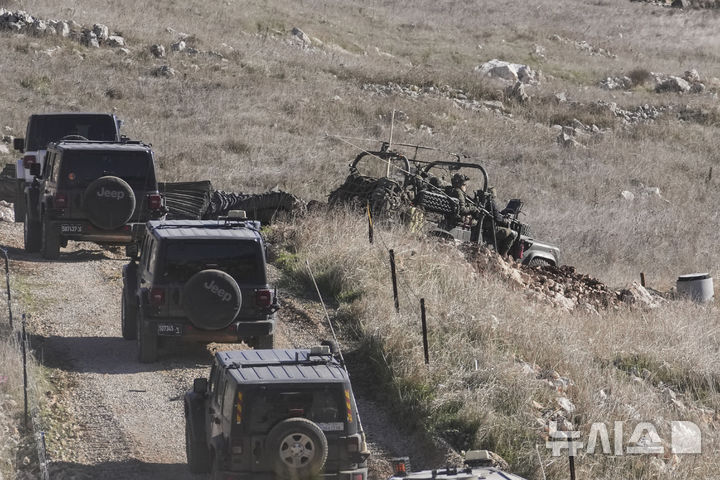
[504,81,529,103]
[291,27,311,45]
[31,19,47,35]
[171,40,186,52]
[683,69,700,83]
[671,0,689,7]
[82,30,99,48]
[92,23,109,41]
[150,44,166,58]
[154,65,176,77]
[655,76,691,93]
[0,144,9,154]
[107,35,125,47]
[476,59,522,82]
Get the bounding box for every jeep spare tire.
[182,269,242,330]
[267,418,328,480]
[84,176,136,230]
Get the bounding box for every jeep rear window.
[57,151,157,190]
[246,387,346,432]
[161,240,265,283]
[27,115,118,151]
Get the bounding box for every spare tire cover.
[83,176,136,230]
[182,269,242,330]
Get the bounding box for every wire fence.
[1,249,50,480]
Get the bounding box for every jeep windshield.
[27,115,118,151]
[161,240,265,284]
[57,151,157,190]
[246,386,347,433]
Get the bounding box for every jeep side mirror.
[13,138,24,152]
[193,378,208,394]
[125,243,139,260]
[29,163,41,177]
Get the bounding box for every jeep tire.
[23,212,41,253]
[137,312,159,363]
[121,289,138,340]
[266,418,328,480]
[185,420,210,473]
[40,215,60,259]
[182,270,242,330]
[14,180,26,223]
[84,176,136,230]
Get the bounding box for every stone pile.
[601,76,633,90]
[654,69,706,93]
[464,243,664,312]
[0,9,126,49]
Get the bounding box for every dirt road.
[0,222,433,480]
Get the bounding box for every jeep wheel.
[14,181,26,223]
[121,290,137,340]
[40,215,60,259]
[137,312,158,363]
[267,418,328,480]
[84,176,136,230]
[23,212,41,253]
[182,270,242,330]
[185,420,210,473]
[527,257,552,268]
[250,334,274,349]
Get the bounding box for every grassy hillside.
[1,0,720,478]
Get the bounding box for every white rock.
[92,23,109,41]
[656,76,691,93]
[475,59,539,84]
[556,397,576,413]
[291,27,311,45]
[621,190,635,201]
[150,44,166,58]
[0,144,9,154]
[107,35,125,47]
[171,40,186,52]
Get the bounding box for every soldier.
[449,173,517,256]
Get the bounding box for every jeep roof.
[23,112,120,151]
[215,348,348,385]
[146,219,262,241]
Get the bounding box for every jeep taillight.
[147,193,162,210]
[345,389,353,423]
[149,287,165,305]
[346,435,361,453]
[235,391,243,424]
[22,154,36,169]
[54,193,67,208]
[255,289,272,307]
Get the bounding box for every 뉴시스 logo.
[96,187,126,200]
[204,280,232,302]
[546,420,701,457]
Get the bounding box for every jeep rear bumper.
[142,316,274,342]
[49,220,146,244]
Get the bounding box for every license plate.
[61,224,83,234]
[157,323,183,336]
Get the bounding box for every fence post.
[640,272,646,288]
[420,299,429,365]
[366,203,374,244]
[21,313,28,430]
[389,250,399,313]
[1,248,12,328]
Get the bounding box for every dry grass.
[270,212,720,478]
[0,0,720,477]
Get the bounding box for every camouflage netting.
[159,181,305,224]
[328,171,408,217]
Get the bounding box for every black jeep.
[24,140,164,258]
[184,346,370,479]
[122,217,278,363]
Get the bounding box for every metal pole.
[367,202,374,244]
[389,250,399,313]
[387,110,395,177]
[1,248,12,328]
[568,436,576,480]
[420,299,429,364]
[640,272,646,288]
[21,314,28,430]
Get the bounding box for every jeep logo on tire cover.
[204,280,233,302]
[96,187,126,200]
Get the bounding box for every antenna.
[387,109,396,177]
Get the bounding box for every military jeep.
[184,346,370,479]
[122,216,278,363]
[24,139,165,259]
